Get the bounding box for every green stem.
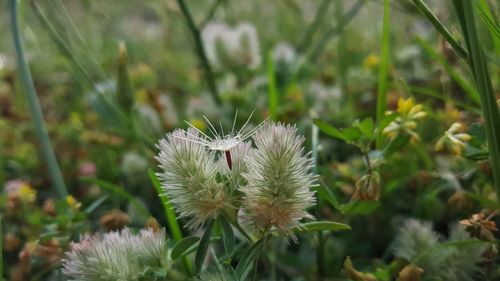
[412,0,468,60]
[375,0,391,149]
[452,0,500,200]
[201,0,224,27]
[176,0,221,105]
[9,0,68,198]
[297,0,332,52]
[230,219,254,243]
[0,215,3,281]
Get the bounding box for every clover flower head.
[434,122,471,155]
[240,122,317,239]
[383,97,426,141]
[156,128,227,229]
[62,228,168,281]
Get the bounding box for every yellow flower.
[66,195,82,210]
[19,183,37,203]
[69,112,83,128]
[363,53,379,70]
[434,122,471,155]
[383,97,426,141]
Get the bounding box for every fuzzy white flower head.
[202,22,261,70]
[156,128,227,228]
[272,42,297,66]
[240,122,317,239]
[62,228,168,281]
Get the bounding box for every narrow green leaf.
[235,239,265,281]
[313,119,346,141]
[411,0,468,59]
[10,0,68,199]
[171,236,200,260]
[195,220,215,275]
[81,177,150,217]
[375,0,391,149]
[220,216,235,255]
[413,239,488,265]
[291,221,351,233]
[117,42,134,113]
[339,201,380,215]
[267,54,279,120]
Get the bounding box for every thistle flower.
[383,97,426,141]
[156,128,227,228]
[63,228,169,281]
[240,123,316,238]
[434,122,471,155]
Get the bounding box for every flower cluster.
[202,22,261,70]
[156,119,316,237]
[62,228,168,281]
[434,122,471,155]
[383,97,427,141]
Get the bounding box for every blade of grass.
[148,169,193,275]
[9,0,68,198]
[267,54,278,120]
[297,0,332,52]
[411,0,468,59]
[452,0,500,198]
[80,177,150,217]
[176,0,221,105]
[375,0,391,149]
[414,36,481,104]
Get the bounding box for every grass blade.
[149,169,193,275]
[267,54,279,120]
[375,0,391,149]
[195,219,215,275]
[411,0,468,59]
[9,0,68,198]
[453,0,500,199]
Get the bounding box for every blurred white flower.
[240,123,316,239]
[63,228,168,281]
[202,22,261,70]
[434,122,471,155]
[272,42,297,66]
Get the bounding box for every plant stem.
[297,0,332,52]
[411,0,468,59]
[375,0,391,149]
[201,0,224,27]
[231,219,254,243]
[176,0,221,105]
[9,0,68,198]
[452,0,500,199]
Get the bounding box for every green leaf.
[356,117,374,139]
[235,239,265,281]
[313,119,346,141]
[413,239,489,264]
[195,220,215,274]
[171,236,200,260]
[116,42,134,113]
[291,221,351,233]
[383,135,410,158]
[342,127,363,142]
[378,112,398,133]
[339,200,380,215]
[220,216,235,255]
